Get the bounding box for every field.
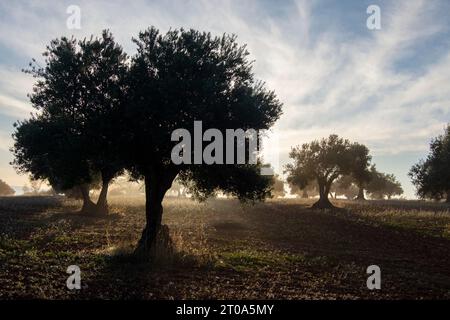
[0,196,449,299]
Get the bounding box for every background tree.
[107,175,145,196]
[12,31,127,214]
[168,180,187,197]
[123,27,282,255]
[331,175,359,200]
[288,181,318,198]
[0,179,15,196]
[22,184,30,195]
[383,174,404,199]
[12,115,97,211]
[29,178,43,195]
[77,31,128,213]
[270,175,285,198]
[348,143,372,200]
[409,125,450,202]
[285,135,354,209]
[366,166,403,199]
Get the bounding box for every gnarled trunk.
[301,190,309,199]
[356,186,365,200]
[79,184,96,213]
[135,170,176,256]
[312,180,334,209]
[95,181,110,215]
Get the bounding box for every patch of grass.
[343,202,450,239]
[219,249,307,272]
[0,235,30,251]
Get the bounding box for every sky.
[0,0,449,198]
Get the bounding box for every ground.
[0,196,449,299]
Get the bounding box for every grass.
[0,195,449,299]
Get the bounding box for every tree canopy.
[365,165,403,200]
[11,31,127,214]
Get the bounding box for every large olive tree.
[122,28,282,254]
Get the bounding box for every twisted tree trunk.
[135,168,177,256]
[95,181,110,215]
[79,184,96,213]
[312,180,334,209]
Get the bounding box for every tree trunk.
[446,190,450,203]
[95,181,110,215]
[79,185,96,213]
[312,181,334,209]
[135,170,175,256]
[356,186,366,200]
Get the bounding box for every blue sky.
[0,0,449,198]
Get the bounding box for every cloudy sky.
[0,0,449,198]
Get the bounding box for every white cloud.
[0,0,449,198]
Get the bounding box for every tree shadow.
[233,201,450,297]
[87,225,217,299]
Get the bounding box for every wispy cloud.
[0,0,449,197]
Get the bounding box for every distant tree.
[109,176,144,196]
[285,135,354,209]
[331,175,359,200]
[409,125,450,202]
[0,179,15,196]
[12,31,126,214]
[383,174,404,199]
[289,182,318,198]
[169,180,187,197]
[270,175,285,198]
[348,143,372,200]
[366,166,403,199]
[22,185,29,194]
[122,28,282,254]
[29,179,42,195]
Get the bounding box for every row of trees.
[283,135,403,208]
[11,28,283,254]
[276,124,450,206]
[272,164,403,201]
[409,124,450,202]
